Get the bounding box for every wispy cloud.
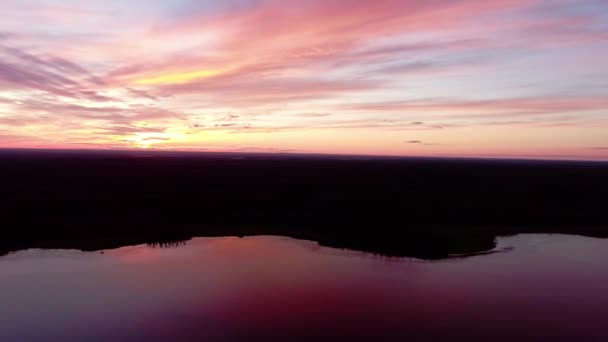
[344,96,608,118]
[0,0,606,159]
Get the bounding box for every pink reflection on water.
[1,235,608,341]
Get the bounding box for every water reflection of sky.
[1,234,607,341]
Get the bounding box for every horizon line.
[1,147,606,163]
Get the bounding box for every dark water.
[1,234,607,341]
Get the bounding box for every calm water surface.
[1,234,607,341]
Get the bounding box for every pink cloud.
[1,0,607,160]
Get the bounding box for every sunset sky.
[1,0,607,160]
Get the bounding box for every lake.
[1,234,607,341]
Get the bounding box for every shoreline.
[2,224,607,259]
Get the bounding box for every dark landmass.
[1,148,607,259]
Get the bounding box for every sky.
[0,0,607,160]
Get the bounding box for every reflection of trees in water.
[147,240,188,249]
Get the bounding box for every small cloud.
[0,32,14,40]
[590,147,608,150]
[296,113,331,117]
[411,121,424,125]
[405,140,439,146]
[127,88,158,100]
[218,114,239,121]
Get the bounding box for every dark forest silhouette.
[1,149,607,259]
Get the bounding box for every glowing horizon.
[1,0,607,160]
